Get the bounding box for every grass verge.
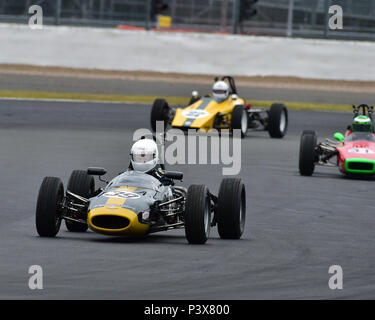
[0,90,352,112]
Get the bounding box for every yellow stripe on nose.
[106,197,126,206]
[117,186,137,191]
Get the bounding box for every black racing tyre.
[217,178,246,239]
[231,105,248,138]
[184,185,211,244]
[267,103,288,138]
[65,170,94,232]
[299,130,317,176]
[213,113,222,130]
[151,98,170,132]
[36,177,64,237]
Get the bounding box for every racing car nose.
[87,207,150,236]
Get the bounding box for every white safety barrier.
[1,23,373,81]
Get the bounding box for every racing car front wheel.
[217,178,246,239]
[299,130,317,176]
[151,99,170,132]
[184,185,211,244]
[231,105,248,138]
[268,104,288,138]
[36,177,64,237]
[65,170,94,232]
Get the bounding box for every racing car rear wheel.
[231,105,248,138]
[151,99,170,132]
[184,185,211,244]
[299,130,317,176]
[65,170,94,232]
[36,177,64,237]
[217,178,246,239]
[267,104,288,138]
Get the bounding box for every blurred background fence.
[1,0,375,40]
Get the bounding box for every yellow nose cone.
[88,206,150,236]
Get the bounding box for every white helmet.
[130,139,158,173]
[212,81,229,101]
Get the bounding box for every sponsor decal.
[348,148,374,154]
[142,211,150,220]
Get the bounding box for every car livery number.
[182,109,210,119]
[348,148,375,154]
[103,191,140,199]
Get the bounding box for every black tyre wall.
[184,185,210,244]
[268,103,288,138]
[217,178,246,239]
[151,99,169,132]
[36,177,64,237]
[299,130,317,176]
[231,105,248,138]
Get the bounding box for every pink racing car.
[299,104,375,176]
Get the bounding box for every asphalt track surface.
[1,99,375,299]
[2,73,375,104]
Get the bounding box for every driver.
[128,138,172,185]
[212,81,229,103]
[352,115,374,133]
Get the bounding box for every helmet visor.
[213,89,227,95]
[132,152,154,163]
[352,123,372,132]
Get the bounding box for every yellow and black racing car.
[35,167,246,244]
[150,76,288,138]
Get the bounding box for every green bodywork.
[334,132,345,142]
[345,158,375,174]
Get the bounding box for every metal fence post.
[145,0,151,30]
[99,0,105,20]
[232,0,240,34]
[55,0,61,25]
[221,0,229,32]
[286,0,294,37]
[170,0,177,22]
[311,1,318,27]
[324,0,331,38]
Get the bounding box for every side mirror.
[87,167,107,176]
[334,132,345,142]
[164,171,183,181]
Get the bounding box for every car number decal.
[182,109,210,119]
[103,191,141,199]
